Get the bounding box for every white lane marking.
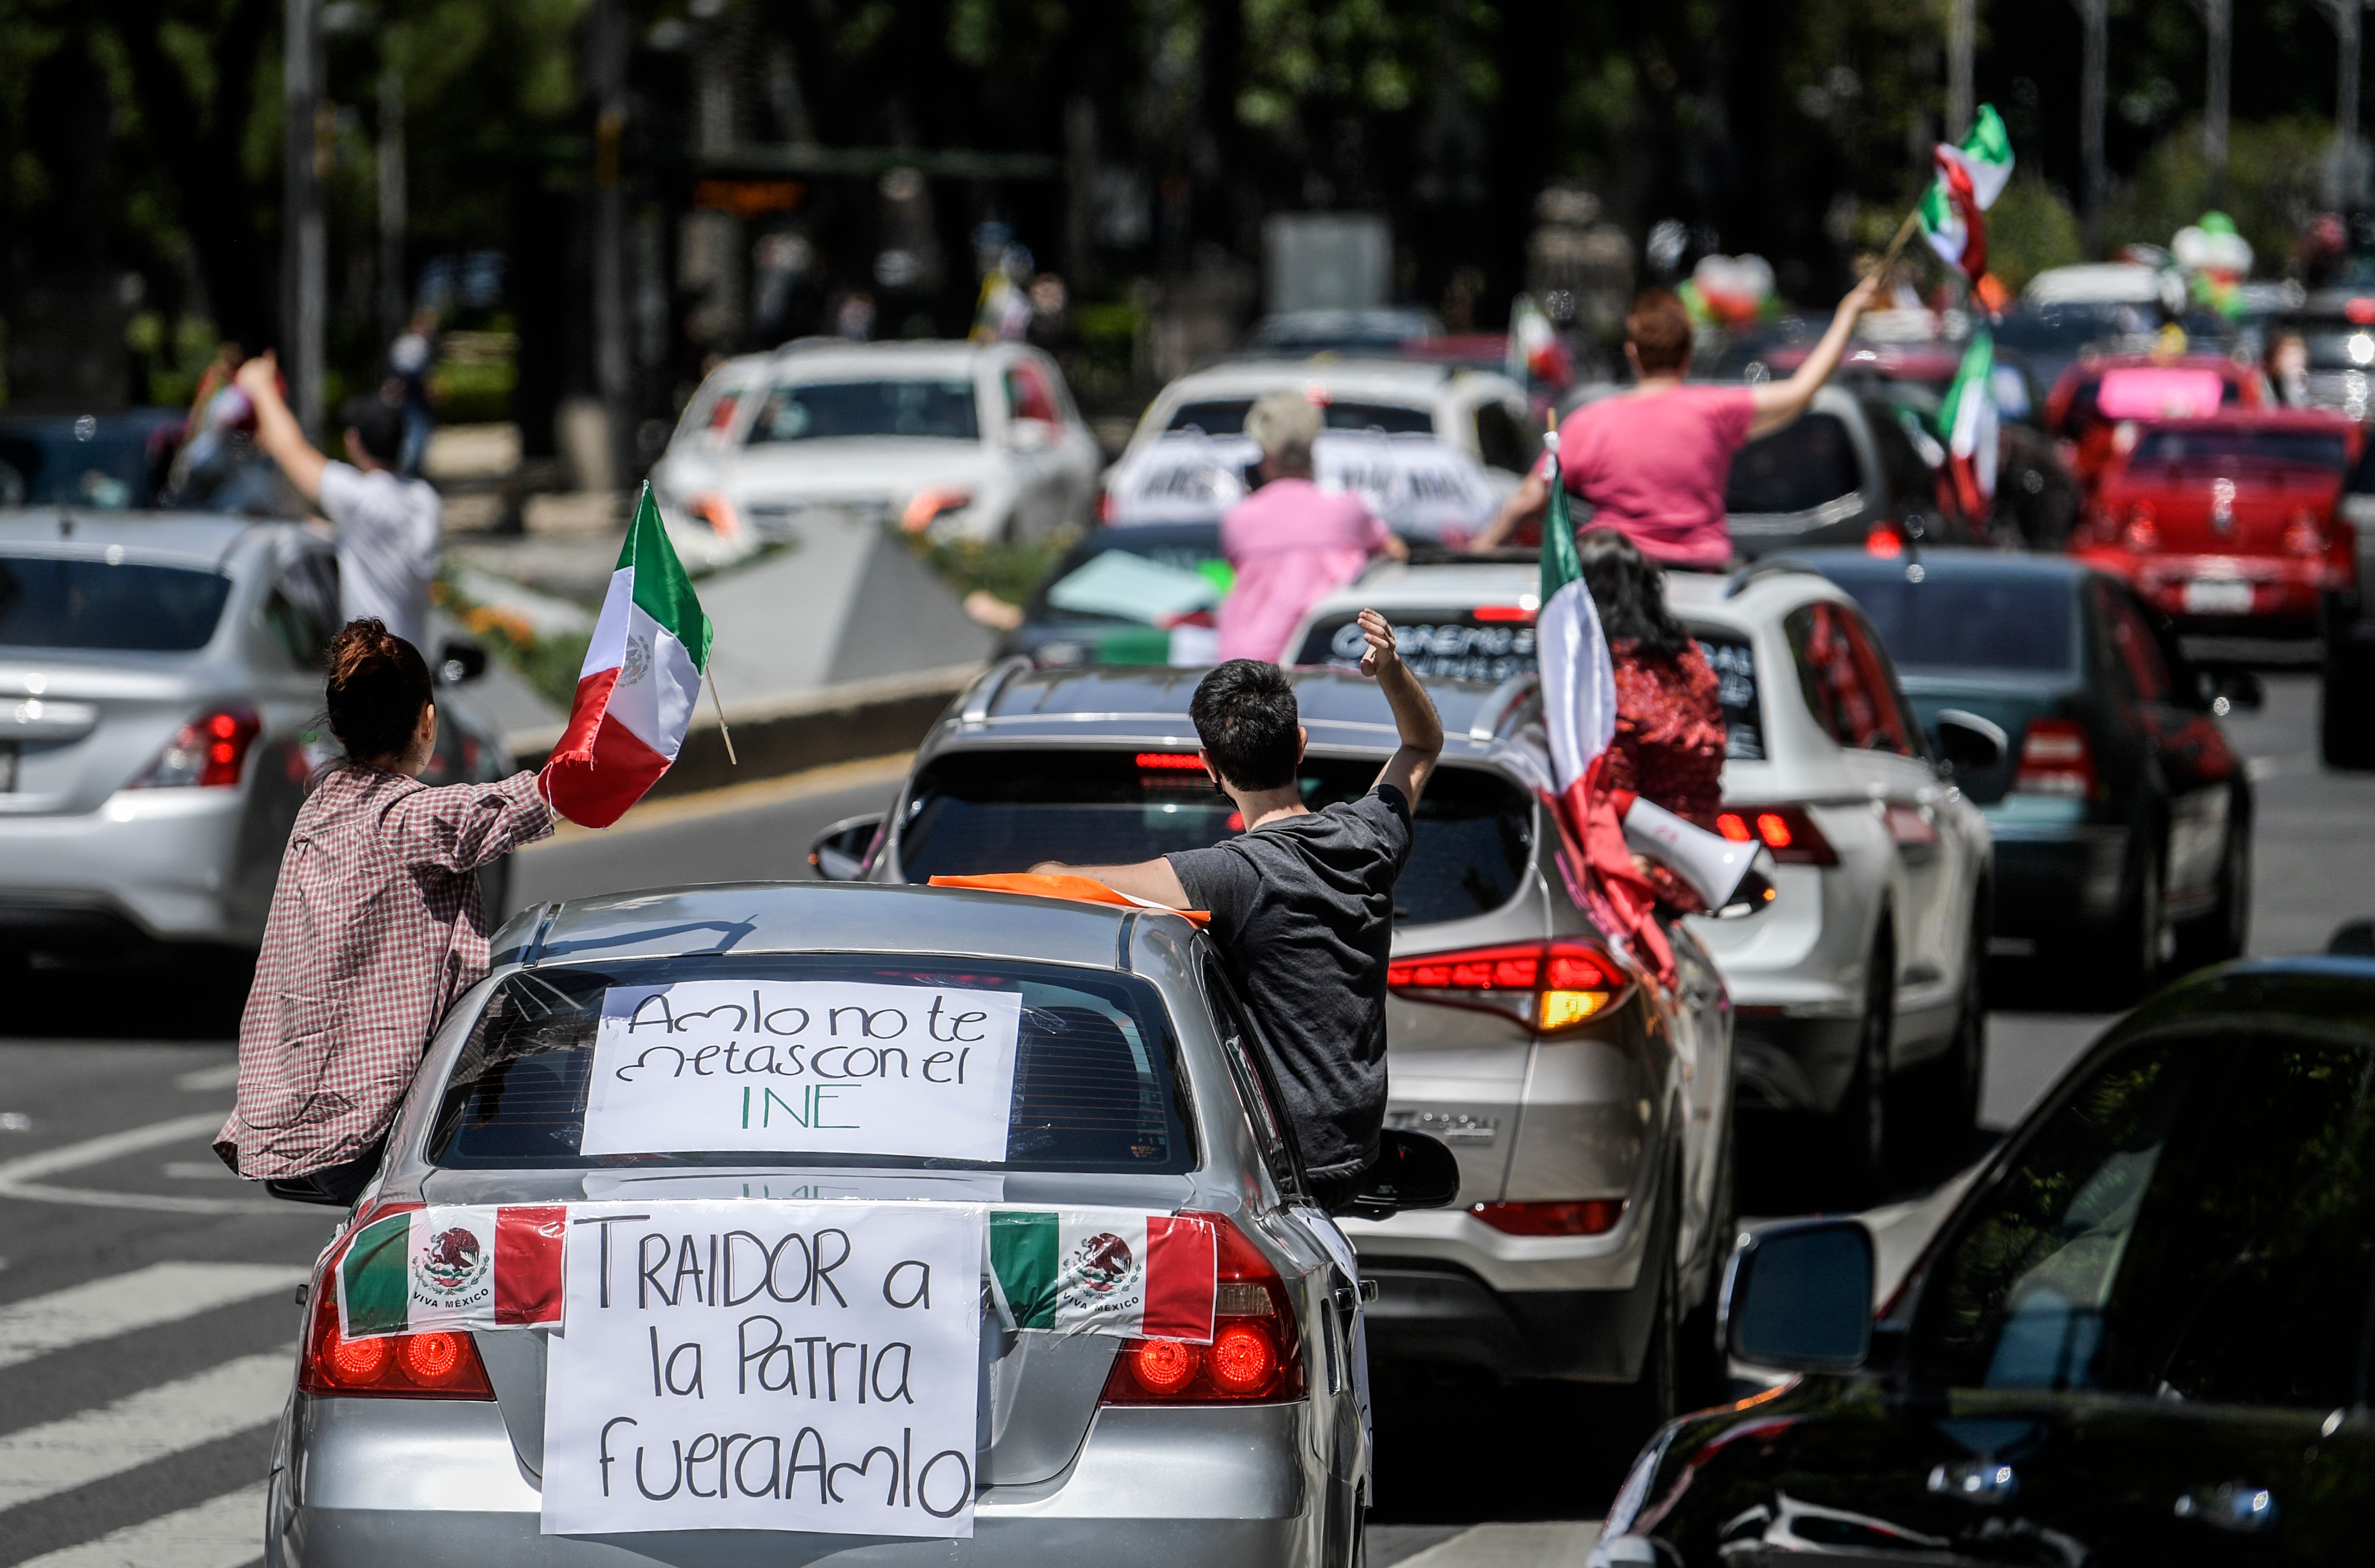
[175,1063,242,1092]
[0,1351,292,1511]
[161,1162,240,1182]
[0,1115,291,1218]
[0,1263,307,1372]
[1394,1522,1602,1567]
[10,1481,268,1568]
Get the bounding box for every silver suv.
[814,663,1738,1406]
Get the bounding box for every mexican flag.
[544,486,714,828]
[988,1209,1216,1342]
[1939,329,2000,516]
[337,1205,565,1341]
[1920,104,2015,282]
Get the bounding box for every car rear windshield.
[746,379,980,442]
[1826,571,2076,674]
[2128,426,2349,474]
[899,751,1534,927]
[430,956,1194,1172]
[1165,399,1435,437]
[1032,533,1233,626]
[0,556,232,651]
[1725,412,1861,515]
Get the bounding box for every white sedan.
[650,340,1103,563]
[1285,557,1999,1192]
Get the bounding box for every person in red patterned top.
[1578,531,1727,908]
[215,620,554,1203]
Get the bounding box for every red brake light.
[1094,489,1115,524]
[2349,298,2375,325]
[1471,604,1537,622]
[1099,1214,1303,1406]
[1135,752,1205,770]
[2014,716,2099,800]
[1865,523,1905,559]
[1470,1199,1624,1237]
[131,707,260,788]
[1716,813,1753,842]
[2123,503,2160,551]
[2286,510,2326,555]
[1387,939,1625,1032]
[299,1203,495,1400]
[1714,804,1837,866]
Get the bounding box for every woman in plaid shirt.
[215,620,554,1203]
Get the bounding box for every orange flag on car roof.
[928,874,1212,926]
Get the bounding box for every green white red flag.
[337,1205,565,1340]
[1939,329,2000,514]
[1919,105,2015,282]
[545,486,714,828]
[987,1208,1216,1341]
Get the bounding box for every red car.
[2046,351,2272,492]
[2071,409,2361,642]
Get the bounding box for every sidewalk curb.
[504,662,980,801]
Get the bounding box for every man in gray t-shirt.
[237,353,441,652]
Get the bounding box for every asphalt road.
[4,674,2368,1567]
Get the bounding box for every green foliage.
[1987,179,2085,295]
[2104,118,2334,273]
[917,530,1078,610]
[433,566,592,714]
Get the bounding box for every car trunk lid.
[0,655,238,815]
[2105,463,2341,557]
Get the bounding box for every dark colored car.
[0,408,187,509]
[1800,550,2254,1000]
[993,522,1227,668]
[1593,957,2375,1567]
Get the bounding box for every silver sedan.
[265,882,1448,1566]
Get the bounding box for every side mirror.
[1721,1217,1874,1372]
[2328,918,2375,957]
[807,813,884,882]
[1336,1129,1460,1220]
[2203,669,2263,715]
[1932,709,2007,777]
[1714,867,1778,919]
[437,640,489,685]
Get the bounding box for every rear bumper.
[1357,1262,1660,1382]
[0,788,257,947]
[2078,547,2351,638]
[1988,820,2130,934]
[277,1397,1323,1568]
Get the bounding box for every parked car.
[0,408,188,510]
[2069,410,2359,653]
[0,509,512,962]
[992,521,1228,668]
[272,880,1450,1566]
[1286,558,1998,1191]
[809,664,1741,1413]
[1594,956,2375,1566]
[648,340,1103,562]
[1803,549,2256,998]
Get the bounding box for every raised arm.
[1747,274,1881,438]
[234,352,330,503]
[1358,608,1443,804]
[1469,468,1551,552]
[383,769,555,873]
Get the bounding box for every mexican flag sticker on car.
[337,1205,566,1340]
[988,1209,1216,1342]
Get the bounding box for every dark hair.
[1624,288,1694,375]
[1579,529,1692,656]
[341,394,405,465]
[325,619,432,765]
[1189,660,1302,792]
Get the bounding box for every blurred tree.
[1987,176,2086,292]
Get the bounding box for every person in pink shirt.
[1218,391,1408,662]
[1472,275,1880,566]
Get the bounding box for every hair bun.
[323,619,433,765]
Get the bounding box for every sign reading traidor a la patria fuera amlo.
[541,1200,984,1538]
[579,981,1022,1161]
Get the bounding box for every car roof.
[517,881,1148,971]
[1787,546,2094,586]
[2062,351,2250,380]
[2088,956,2375,1063]
[0,508,278,568]
[2118,407,2354,432]
[2023,263,2168,305]
[1286,555,1847,633]
[751,340,1012,380]
[1154,359,1465,401]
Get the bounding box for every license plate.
[2182,578,2254,616]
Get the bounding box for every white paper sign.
[580,981,1022,1162]
[543,1200,986,1537]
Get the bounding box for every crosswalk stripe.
[0,1352,292,1512]
[9,1482,268,1568]
[0,1264,309,1372]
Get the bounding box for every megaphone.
[1617,792,1775,916]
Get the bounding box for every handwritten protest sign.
[542,1200,986,1538]
[580,981,1022,1162]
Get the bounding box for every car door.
[999,357,1069,539]
[2095,579,2238,919]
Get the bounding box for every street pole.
[2316,0,2372,206]
[1947,0,1975,143]
[590,0,631,498]
[2073,0,2107,257]
[378,64,406,345]
[282,0,325,437]
[2188,0,2230,208]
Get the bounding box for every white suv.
[1286,556,1999,1190]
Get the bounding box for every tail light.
[2123,503,2159,551]
[1713,805,1838,866]
[1387,939,1628,1032]
[1864,522,1905,559]
[901,485,973,534]
[686,490,742,539]
[1099,1214,1304,1405]
[298,1201,495,1400]
[2014,716,2099,799]
[2285,509,2326,555]
[1094,489,1115,524]
[130,707,260,788]
[1470,1199,1624,1236]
